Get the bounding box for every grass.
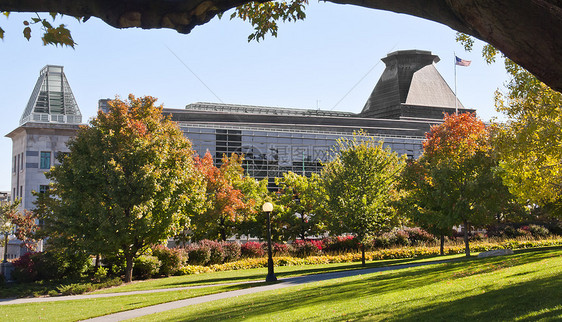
[92,253,465,293]
[133,246,562,321]
[0,282,264,321]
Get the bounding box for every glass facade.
[20,65,82,125]
[178,123,423,188]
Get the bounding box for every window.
[40,151,51,169]
[13,156,16,173]
[39,185,50,194]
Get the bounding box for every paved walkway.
[0,258,454,321]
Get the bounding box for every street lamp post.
[262,202,277,282]
[2,221,10,264]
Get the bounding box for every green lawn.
[133,247,562,321]
[92,253,465,293]
[0,283,263,321]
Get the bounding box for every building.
[164,50,473,187]
[5,50,473,255]
[5,65,82,255]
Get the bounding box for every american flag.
[455,56,471,67]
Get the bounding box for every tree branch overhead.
[1,0,561,91]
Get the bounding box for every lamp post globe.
[262,202,277,282]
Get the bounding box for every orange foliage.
[194,152,245,222]
[423,112,488,160]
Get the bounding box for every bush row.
[175,238,562,275]
[9,226,558,283]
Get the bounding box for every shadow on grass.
[160,256,458,288]
[151,247,562,321]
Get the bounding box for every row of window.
[13,151,70,172]
[12,185,49,203]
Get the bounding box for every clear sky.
[0,3,509,191]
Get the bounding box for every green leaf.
[0,27,4,39]
[2,12,9,18]
[41,20,53,29]
[49,12,57,20]
[23,26,31,41]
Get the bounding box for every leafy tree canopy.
[35,95,203,282]
[274,171,325,241]
[401,113,513,257]
[322,131,405,265]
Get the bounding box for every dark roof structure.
[361,50,474,120]
[165,50,473,139]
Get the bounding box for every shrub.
[152,245,183,276]
[31,251,63,281]
[373,233,392,249]
[187,244,211,265]
[291,240,321,258]
[241,241,265,258]
[102,254,126,277]
[403,227,436,245]
[57,283,94,295]
[323,236,360,253]
[517,228,532,237]
[93,266,108,283]
[393,230,410,246]
[470,232,485,241]
[133,255,160,279]
[528,224,550,238]
[273,243,292,256]
[222,242,241,262]
[11,252,37,282]
[199,240,225,265]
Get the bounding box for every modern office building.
[6,50,473,236]
[164,50,473,187]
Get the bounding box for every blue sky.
[0,3,508,191]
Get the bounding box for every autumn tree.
[35,95,203,282]
[322,132,405,266]
[401,113,512,257]
[274,171,325,241]
[191,152,248,241]
[398,161,453,256]
[493,64,562,212]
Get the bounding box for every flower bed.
[176,238,562,275]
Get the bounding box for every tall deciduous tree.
[0,200,39,251]
[322,132,405,266]
[494,65,562,210]
[2,1,561,91]
[191,152,247,241]
[36,95,203,282]
[274,171,325,241]
[401,113,512,257]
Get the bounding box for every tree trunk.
[124,253,134,283]
[219,217,227,241]
[94,254,100,270]
[463,220,470,257]
[440,234,445,256]
[361,243,366,267]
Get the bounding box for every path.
[83,259,452,321]
[0,258,455,321]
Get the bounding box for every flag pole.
[454,52,458,114]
